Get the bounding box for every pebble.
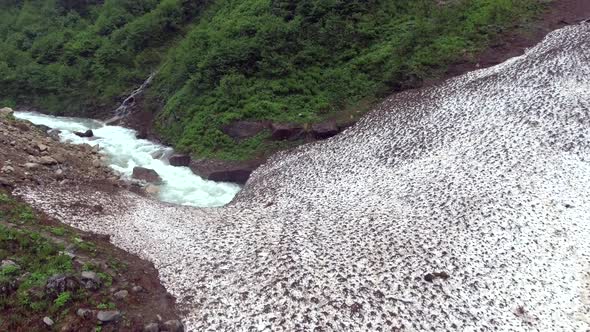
[43,316,54,326]
[97,310,121,322]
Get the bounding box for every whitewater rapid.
[14,112,240,207]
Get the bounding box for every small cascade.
[105,73,156,124]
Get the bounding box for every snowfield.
[19,23,590,331]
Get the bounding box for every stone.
[1,260,19,270]
[222,121,266,139]
[136,130,148,140]
[36,143,48,152]
[97,310,121,323]
[76,308,93,319]
[270,123,305,140]
[131,285,144,293]
[144,322,160,332]
[169,154,191,167]
[190,159,262,185]
[133,167,162,184]
[48,129,61,140]
[145,184,160,195]
[0,107,14,118]
[162,320,184,332]
[74,129,94,138]
[43,316,54,327]
[113,289,128,300]
[1,165,15,173]
[311,121,339,139]
[35,125,51,133]
[24,162,40,170]
[80,271,102,290]
[0,177,13,188]
[45,274,79,297]
[39,156,58,165]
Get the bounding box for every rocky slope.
[13,22,590,331]
[0,112,183,331]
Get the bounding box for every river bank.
[0,113,183,331]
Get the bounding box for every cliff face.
[16,23,590,331]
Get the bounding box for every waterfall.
[105,73,156,124]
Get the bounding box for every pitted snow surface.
[18,24,590,331]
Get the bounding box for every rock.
[144,322,160,332]
[131,285,143,293]
[113,289,128,300]
[80,271,102,290]
[145,184,160,196]
[45,274,79,297]
[48,129,61,140]
[36,143,49,152]
[190,159,263,184]
[132,167,162,184]
[168,154,191,167]
[55,169,64,179]
[0,177,13,188]
[0,107,14,118]
[162,320,184,332]
[1,165,15,173]
[74,129,94,138]
[35,125,51,133]
[1,260,19,270]
[311,121,339,139]
[270,123,304,140]
[97,310,121,323]
[222,121,266,139]
[43,316,54,327]
[39,156,58,165]
[24,162,40,170]
[136,130,148,140]
[76,308,93,319]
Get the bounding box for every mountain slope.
[0,0,542,160]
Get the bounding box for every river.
[14,111,241,207]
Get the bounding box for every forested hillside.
[0,0,543,160]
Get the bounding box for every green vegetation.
[0,0,543,159]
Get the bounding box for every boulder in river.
[133,167,162,184]
[169,154,191,167]
[74,130,94,138]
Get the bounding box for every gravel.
[17,24,590,331]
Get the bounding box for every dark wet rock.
[144,323,160,332]
[270,123,304,140]
[74,129,94,138]
[45,274,79,296]
[424,271,450,283]
[190,159,263,184]
[80,271,102,290]
[222,121,266,139]
[48,129,61,140]
[162,319,184,332]
[136,130,148,140]
[132,167,162,184]
[311,121,339,139]
[169,154,191,167]
[35,125,51,133]
[97,310,121,323]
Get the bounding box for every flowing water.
[14,111,241,207]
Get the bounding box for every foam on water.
[14,111,241,207]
